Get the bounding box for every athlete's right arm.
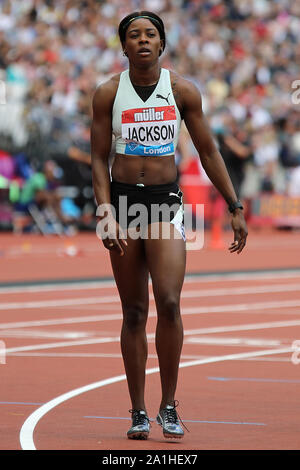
[91,78,127,255]
[91,80,115,208]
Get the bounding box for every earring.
[123,51,127,57]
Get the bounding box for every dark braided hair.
[118,11,166,54]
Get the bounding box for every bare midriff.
[111,153,178,185]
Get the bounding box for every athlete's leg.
[110,232,149,412]
[144,222,186,410]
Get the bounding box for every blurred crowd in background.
[0,0,300,233]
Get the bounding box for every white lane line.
[186,337,282,347]
[0,281,113,295]
[1,292,300,313]
[180,299,300,315]
[5,336,121,354]
[0,332,286,347]
[0,329,92,339]
[1,269,300,295]
[1,283,300,310]
[183,319,300,336]
[0,314,123,330]
[9,352,208,360]
[19,346,294,450]
[9,352,293,363]
[4,336,285,352]
[0,296,120,310]
[244,357,292,362]
[2,313,300,334]
[5,319,300,354]
[182,283,300,298]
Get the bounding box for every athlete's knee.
[156,296,180,323]
[122,304,148,331]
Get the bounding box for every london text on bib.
[121,106,177,156]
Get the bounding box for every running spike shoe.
[156,401,188,439]
[127,409,150,440]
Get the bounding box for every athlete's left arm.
[179,78,248,254]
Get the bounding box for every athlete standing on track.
[91,11,248,440]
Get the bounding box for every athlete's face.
[124,18,163,63]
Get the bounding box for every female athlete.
[91,11,248,440]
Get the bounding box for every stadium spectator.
[0,0,299,213]
[15,159,75,227]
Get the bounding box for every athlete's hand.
[229,210,248,254]
[103,220,128,256]
[97,212,128,256]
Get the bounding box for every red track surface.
[1,227,300,450]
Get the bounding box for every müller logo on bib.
[122,105,177,156]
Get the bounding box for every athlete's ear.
[123,50,128,57]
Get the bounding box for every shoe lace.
[163,400,189,432]
[129,409,150,427]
